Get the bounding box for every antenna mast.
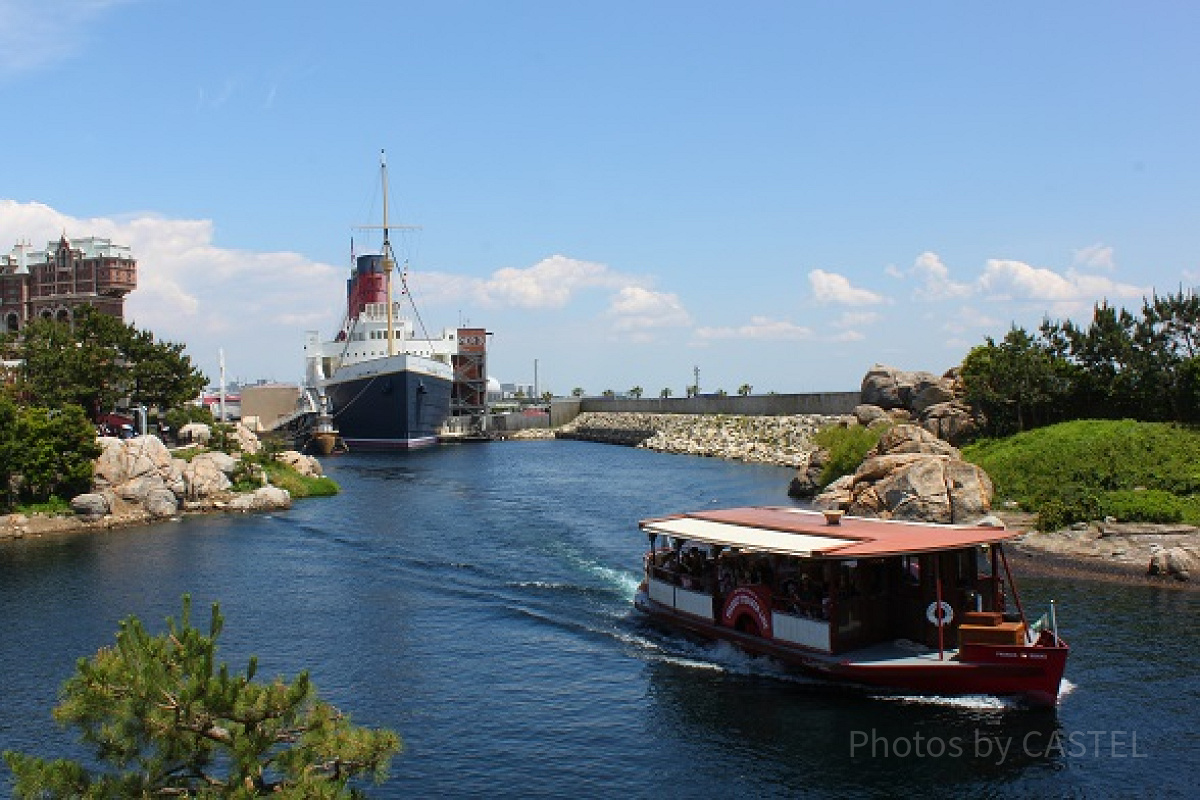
[380,149,396,357]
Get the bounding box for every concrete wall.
[241,384,302,430]
[491,411,551,432]
[549,392,858,425]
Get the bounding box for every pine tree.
[4,596,401,798]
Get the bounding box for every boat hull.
[635,588,1068,708]
[323,365,453,451]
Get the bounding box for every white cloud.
[474,254,629,309]
[808,269,886,306]
[607,286,692,331]
[977,259,1147,303]
[1073,243,1116,271]
[694,315,813,341]
[0,199,343,381]
[0,1,133,77]
[910,251,972,299]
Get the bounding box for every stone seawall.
[550,411,851,467]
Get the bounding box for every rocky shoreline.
[1,425,324,543]
[514,410,1200,588]
[548,410,848,466]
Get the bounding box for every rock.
[1165,547,1194,581]
[853,404,889,426]
[860,365,946,411]
[231,423,262,456]
[556,412,845,467]
[278,450,323,478]
[812,474,854,511]
[810,423,994,524]
[869,424,959,458]
[182,453,234,499]
[145,488,179,518]
[911,383,955,415]
[860,365,905,409]
[93,435,176,488]
[117,473,167,503]
[227,486,291,512]
[178,422,211,444]
[787,449,828,499]
[918,402,979,445]
[70,493,110,522]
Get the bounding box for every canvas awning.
[639,507,1019,559]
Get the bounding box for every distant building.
[0,235,137,333]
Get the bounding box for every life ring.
[926,601,954,626]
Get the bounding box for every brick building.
[1,235,137,332]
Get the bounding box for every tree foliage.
[3,596,401,798]
[0,395,101,510]
[4,306,207,419]
[961,289,1200,435]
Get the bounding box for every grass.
[961,419,1200,530]
[814,423,887,488]
[259,458,340,498]
[16,495,72,516]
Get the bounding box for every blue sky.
[3,1,1198,395]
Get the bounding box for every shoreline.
[1008,540,1199,591]
[9,423,1198,591]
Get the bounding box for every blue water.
[1,440,1196,798]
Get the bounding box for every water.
[1,440,1196,798]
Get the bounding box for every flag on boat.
[1026,611,1050,643]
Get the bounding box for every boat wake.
[869,691,1023,711]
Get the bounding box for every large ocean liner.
[303,153,456,450]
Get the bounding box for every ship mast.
[380,150,396,357]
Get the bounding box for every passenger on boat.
[718,559,735,595]
[783,580,803,614]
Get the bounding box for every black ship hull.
[324,366,453,451]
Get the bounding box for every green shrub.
[964,419,1200,529]
[814,423,885,488]
[1099,489,1186,524]
[1033,487,1101,532]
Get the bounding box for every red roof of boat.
[639,506,1019,558]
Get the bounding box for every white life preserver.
[926,601,954,626]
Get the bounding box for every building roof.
[639,506,1018,559]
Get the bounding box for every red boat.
[634,507,1068,708]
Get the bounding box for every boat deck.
[839,640,960,667]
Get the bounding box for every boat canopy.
[639,507,1020,559]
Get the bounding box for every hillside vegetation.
[961,419,1200,530]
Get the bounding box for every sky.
[2,1,1199,396]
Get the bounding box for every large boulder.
[70,492,110,522]
[859,364,982,445]
[93,435,176,489]
[787,449,828,499]
[812,424,993,524]
[920,402,979,444]
[860,365,946,411]
[182,452,234,499]
[145,487,180,518]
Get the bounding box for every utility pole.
[219,349,227,423]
